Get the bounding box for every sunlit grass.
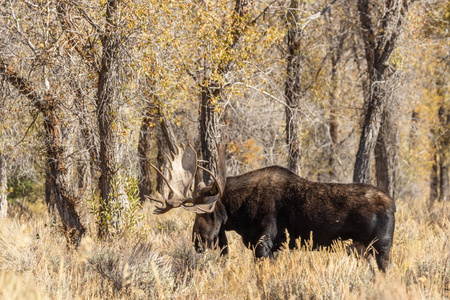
[0,196,448,299]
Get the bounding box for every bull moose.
[147,144,395,272]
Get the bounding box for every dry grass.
[0,196,448,299]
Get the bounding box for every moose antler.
[146,144,226,215]
[146,144,196,213]
[183,143,226,213]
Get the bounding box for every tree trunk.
[328,47,344,181]
[74,89,97,195]
[45,160,55,212]
[409,109,419,151]
[199,82,220,184]
[138,81,158,202]
[137,97,179,201]
[42,106,86,245]
[138,80,179,200]
[353,90,385,183]
[155,129,165,194]
[0,57,85,246]
[324,5,346,181]
[159,109,178,155]
[375,109,398,198]
[76,120,95,196]
[196,0,247,183]
[154,114,179,196]
[430,150,439,203]
[96,65,118,238]
[328,75,338,181]
[353,0,383,183]
[138,108,155,203]
[0,153,7,219]
[284,0,302,175]
[438,105,449,201]
[96,0,124,238]
[353,0,409,184]
[285,98,301,175]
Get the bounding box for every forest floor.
[0,195,448,299]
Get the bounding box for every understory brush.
[0,197,448,299]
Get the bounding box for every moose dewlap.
[148,145,395,272]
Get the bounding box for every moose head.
[146,144,228,254]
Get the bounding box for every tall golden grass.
[0,196,448,299]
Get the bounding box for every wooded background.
[0,0,448,245]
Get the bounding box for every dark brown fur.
[192,166,395,272]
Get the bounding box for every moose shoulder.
[149,146,395,272]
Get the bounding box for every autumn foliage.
[0,0,449,298]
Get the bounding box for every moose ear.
[194,182,213,198]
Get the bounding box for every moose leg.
[218,228,228,255]
[372,213,395,272]
[253,221,278,259]
[374,246,391,272]
[373,233,394,272]
[254,234,274,259]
